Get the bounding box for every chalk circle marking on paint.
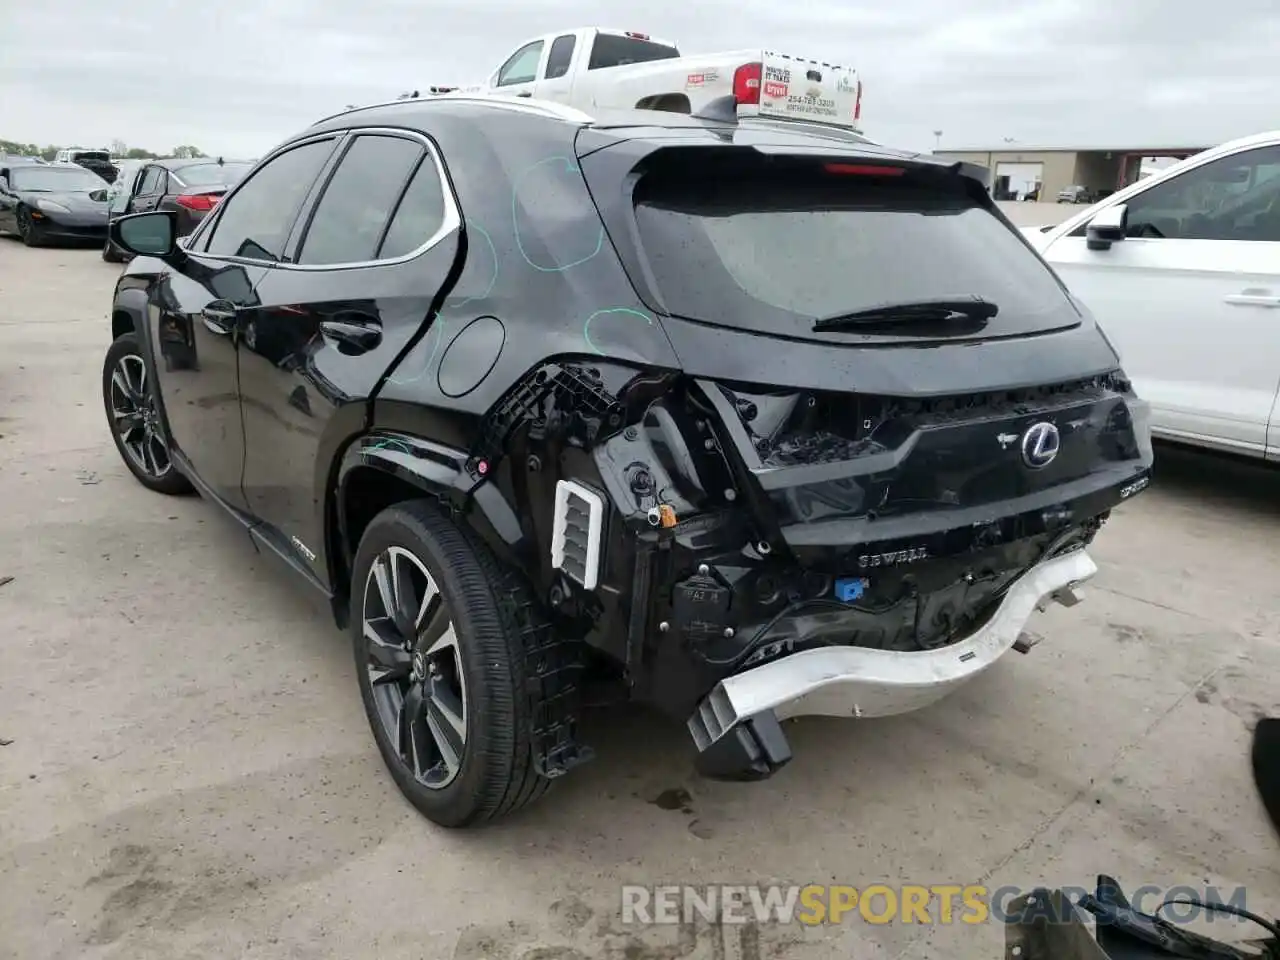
[512,156,605,272]
[388,218,496,386]
[387,317,446,386]
[583,308,655,356]
[368,438,414,456]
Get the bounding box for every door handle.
[516,91,532,97]
[1225,292,1280,308]
[201,301,239,334]
[319,318,382,353]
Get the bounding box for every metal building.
[932,143,1210,202]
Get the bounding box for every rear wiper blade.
[812,297,999,331]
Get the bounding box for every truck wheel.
[351,500,553,827]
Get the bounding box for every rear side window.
[203,139,334,261]
[544,34,576,79]
[631,154,1077,342]
[295,134,425,265]
[377,156,448,260]
[174,162,254,187]
[588,34,679,70]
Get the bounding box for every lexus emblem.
[1021,422,1060,469]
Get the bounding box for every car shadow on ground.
[1149,440,1280,519]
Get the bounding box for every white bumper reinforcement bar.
[688,548,1098,752]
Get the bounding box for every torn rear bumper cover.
[687,548,1097,779]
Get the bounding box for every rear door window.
[630,154,1079,343]
[137,166,164,196]
[294,134,425,265]
[544,34,576,79]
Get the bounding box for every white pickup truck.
[436,27,864,132]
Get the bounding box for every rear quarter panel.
[373,103,680,435]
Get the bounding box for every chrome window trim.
[278,128,460,272]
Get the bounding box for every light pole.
[933,130,943,150]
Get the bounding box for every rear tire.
[351,500,553,827]
[102,334,194,495]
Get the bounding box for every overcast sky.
[3,0,1279,157]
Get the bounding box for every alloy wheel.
[17,209,32,241]
[362,546,467,790]
[108,354,171,479]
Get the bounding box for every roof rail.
[431,94,595,124]
[310,93,594,128]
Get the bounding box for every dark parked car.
[102,157,254,262]
[101,96,1153,827]
[0,162,110,245]
[1055,185,1116,205]
[54,147,118,183]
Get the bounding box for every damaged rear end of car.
[552,119,1154,780]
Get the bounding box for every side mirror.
[111,210,180,259]
[1085,203,1128,251]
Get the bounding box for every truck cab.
[482,28,681,106]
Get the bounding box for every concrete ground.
[1,239,1278,960]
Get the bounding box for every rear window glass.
[74,151,111,163]
[175,162,254,186]
[631,155,1078,342]
[588,34,679,70]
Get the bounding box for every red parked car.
[103,157,253,262]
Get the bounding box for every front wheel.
[16,208,43,247]
[101,334,193,495]
[351,500,553,827]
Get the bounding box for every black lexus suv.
[101,94,1153,827]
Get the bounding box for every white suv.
[1025,131,1280,460]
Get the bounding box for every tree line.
[0,138,208,161]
